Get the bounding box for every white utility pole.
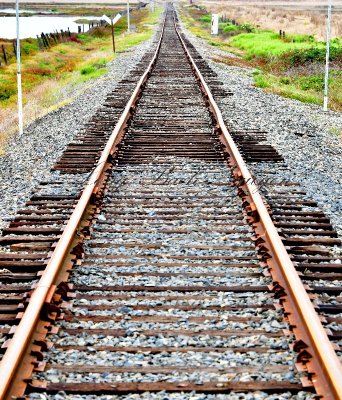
[323,0,332,112]
[127,0,130,33]
[16,0,23,135]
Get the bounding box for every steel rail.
[174,17,342,400]
[0,13,167,400]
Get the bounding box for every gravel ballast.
[0,27,160,233]
[0,10,337,400]
[1,13,341,239]
[31,154,311,394]
[28,392,315,400]
[177,14,342,239]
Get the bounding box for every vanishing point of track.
[0,5,341,399]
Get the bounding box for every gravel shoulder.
[1,15,341,240]
[0,30,158,233]
[178,16,342,238]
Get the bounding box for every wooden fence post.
[1,45,8,64]
[36,35,44,50]
[55,30,61,43]
[13,40,17,58]
[41,33,49,48]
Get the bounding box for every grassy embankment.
[180,5,342,113]
[194,2,342,41]
[0,6,162,150]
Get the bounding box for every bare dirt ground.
[183,0,342,40]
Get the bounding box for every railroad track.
[0,4,341,399]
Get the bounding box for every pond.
[0,8,36,14]
[0,13,103,39]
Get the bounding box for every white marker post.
[324,0,332,112]
[16,0,23,136]
[211,14,219,35]
[127,0,130,33]
[102,13,121,53]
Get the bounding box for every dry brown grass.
[189,0,342,40]
[0,6,163,150]
[0,79,73,152]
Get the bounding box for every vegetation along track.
[0,4,341,399]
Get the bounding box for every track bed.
[0,4,341,400]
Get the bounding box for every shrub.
[287,44,342,66]
[254,74,270,88]
[280,77,290,84]
[21,41,39,55]
[240,23,255,33]
[293,34,315,43]
[199,15,211,23]
[68,36,82,43]
[0,87,16,101]
[298,75,325,91]
[80,65,97,75]
[80,62,106,76]
[223,24,239,33]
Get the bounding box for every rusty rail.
[0,12,167,400]
[174,17,342,400]
[0,8,341,400]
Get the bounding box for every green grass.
[0,7,162,104]
[286,40,342,65]
[329,126,342,136]
[179,4,342,112]
[141,5,165,25]
[181,13,235,51]
[0,5,163,148]
[253,70,342,108]
[230,31,315,58]
[200,15,211,23]
[222,24,239,33]
[80,64,106,76]
[254,73,271,88]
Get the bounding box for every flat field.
[0,2,139,16]
[0,1,139,4]
[179,1,342,112]
[187,0,342,40]
[0,5,162,149]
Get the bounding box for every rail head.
[1,7,341,400]
[0,11,168,400]
[173,13,342,400]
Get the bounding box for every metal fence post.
[324,0,332,112]
[16,0,24,136]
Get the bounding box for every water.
[0,8,36,14]
[0,14,103,39]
